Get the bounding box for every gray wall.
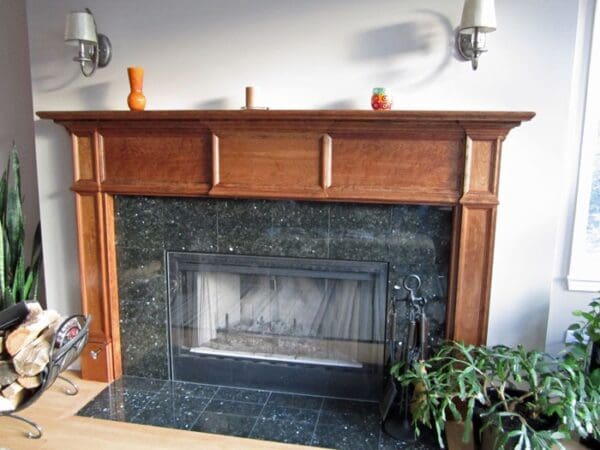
[0,0,39,258]
[24,0,594,351]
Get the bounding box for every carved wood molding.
[38,110,534,382]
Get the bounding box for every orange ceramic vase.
[127,67,146,111]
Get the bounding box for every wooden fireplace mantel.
[37,109,534,382]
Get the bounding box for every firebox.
[167,252,388,399]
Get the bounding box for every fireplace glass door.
[168,253,388,399]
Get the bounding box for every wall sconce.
[457,0,496,70]
[64,8,112,77]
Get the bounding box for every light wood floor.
[0,372,588,450]
[0,372,318,450]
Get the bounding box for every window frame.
[568,1,600,291]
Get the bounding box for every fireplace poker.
[388,292,399,364]
[400,306,419,432]
[419,300,429,360]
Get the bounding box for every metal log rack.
[1,314,91,439]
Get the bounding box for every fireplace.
[37,109,534,385]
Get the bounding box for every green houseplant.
[0,144,42,311]
[568,298,600,385]
[567,298,600,448]
[393,341,600,450]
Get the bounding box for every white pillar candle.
[245,86,259,109]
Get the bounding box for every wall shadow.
[193,97,232,109]
[319,99,360,110]
[351,22,433,60]
[74,82,112,110]
[350,10,455,89]
[32,68,80,93]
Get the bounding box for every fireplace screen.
[167,252,388,399]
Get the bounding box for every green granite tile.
[115,196,164,250]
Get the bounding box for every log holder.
[1,314,91,439]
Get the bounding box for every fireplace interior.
[168,253,388,399]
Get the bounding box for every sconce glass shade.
[459,0,497,34]
[64,11,98,44]
[64,8,111,77]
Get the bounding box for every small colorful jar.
[371,87,392,110]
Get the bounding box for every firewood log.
[24,301,43,316]
[0,360,17,386]
[2,381,24,399]
[12,318,61,377]
[17,375,42,389]
[0,387,26,412]
[5,309,61,356]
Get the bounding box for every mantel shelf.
[38,109,535,123]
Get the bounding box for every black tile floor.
[77,376,438,449]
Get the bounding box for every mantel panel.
[212,131,324,197]
[329,135,463,204]
[99,129,212,195]
[72,132,95,183]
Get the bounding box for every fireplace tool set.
[381,274,434,440]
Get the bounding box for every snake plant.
[0,144,42,310]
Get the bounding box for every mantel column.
[70,126,121,381]
[451,124,511,344]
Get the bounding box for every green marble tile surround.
[114,197,453,379]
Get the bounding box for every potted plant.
[0,143,42,311]
[567,298,600,448]
[393,340,600,450]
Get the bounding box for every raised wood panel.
[328,135,463,203]
[444,208,462,340]
[463,137,500,202]
[452,206,495,344]
[75,192,116,381]
[75,194,106,337]
[103,194,122,379]
[72,133,95,182]
[212,132,324,195]
[99,131,212,193]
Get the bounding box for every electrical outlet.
[565,330,578,344]
[565,329,589,344]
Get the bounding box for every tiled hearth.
[77,376,437,450]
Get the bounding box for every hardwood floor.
[1,372,588,450]
[0,372,317,449]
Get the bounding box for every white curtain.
[185,272,384,365]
